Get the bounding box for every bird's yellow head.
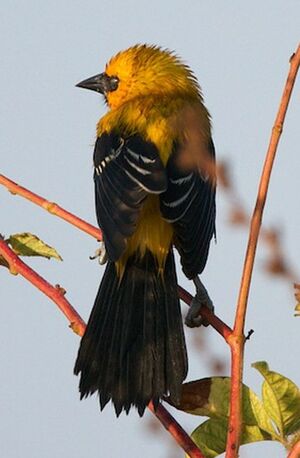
[76,44,201,110]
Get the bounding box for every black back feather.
[93,132,167,261]
[160,139,216,278]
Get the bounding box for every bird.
[74,44,216,416]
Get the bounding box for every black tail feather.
[74,249,187,416]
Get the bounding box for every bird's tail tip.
[74,249,187,416]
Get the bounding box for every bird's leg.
[185,276,214,328]
[89,241,107,265]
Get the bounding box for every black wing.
[93,132,167,261]
[160,139,216,279]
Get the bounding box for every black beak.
[76,73,107,93]
[76,73,118,94]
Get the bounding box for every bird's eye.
[109,76,119,91]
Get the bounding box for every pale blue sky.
[1,1,299,457]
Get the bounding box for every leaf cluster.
[166,361,300,457]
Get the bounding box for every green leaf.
[252,361,300,437]
[7,233,62,261]
[168,377,276,436]
[190,419,227,458]
[244,382,277,436]
[189,418,273,458]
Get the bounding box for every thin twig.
[148,401,207,458]
[177,285,233,341]
[0,239,86,336]
[225,45,300,458]
[288,440,300,458]
[0,174,102,241]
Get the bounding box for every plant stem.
[0,174,102,241]
[0,238,86,336]
[225,45,300,457]
[177,285,233,341]
[148,402,207,458]
[288,440,300,458]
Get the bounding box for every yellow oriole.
[74,44,216,416]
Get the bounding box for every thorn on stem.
[245,329,254,341]
[69,321,83,336]
[55,284,67,295]
[289,52,295,63]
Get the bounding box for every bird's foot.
[185,276,214,328]
[89,241,107,265]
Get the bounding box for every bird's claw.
[185,298,206,327]
[185,277,214,328]
[89,241,107,265]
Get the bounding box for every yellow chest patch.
[116,195,173,278]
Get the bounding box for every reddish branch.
[0,238,86,337]
[0,174,102,241]
[177,285,233,341]
[288,440,300,458]
[148,401,206,458]
[225,45,300,458]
